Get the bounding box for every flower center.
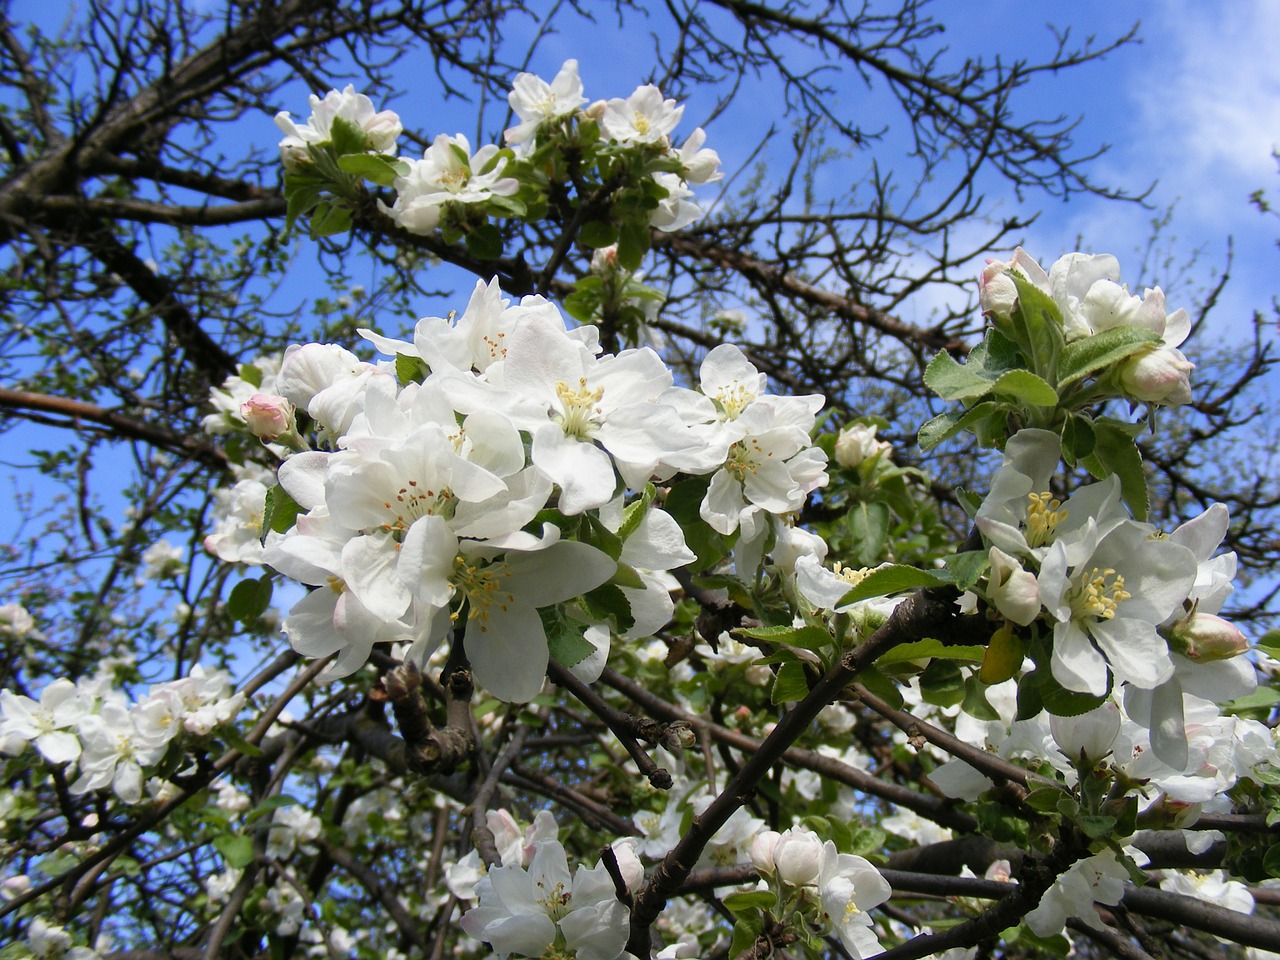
[1026,491,1067,548]
[833,562,873,587]
[380,481,454,539]
[452,558,516,632]
[714,383,755,420]
[1070,566,1131,621]
[555,378,604,440]
[633,114,651,135]
[533,878,572,920]
[725,437,771,480]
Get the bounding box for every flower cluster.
[0,664,242,804]
[750,826,891,957]
[460,838,634,960]
[277,62,720,259]
[211,279,826,702]
[968,427,1251,767]
[979,248,1194,406]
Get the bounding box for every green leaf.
[542,608,597,669]
[227,576,273,624]
[1224,685,1280,713]
[485,194,527,218]
[858,665,903,709]
[1083,419,1148,521]
[923,350,995,401]
[239,363,263,389]
[961,674,1001,721]
[837,564,946,604]
[1060,413,1096,466]
[662,477,727,571]
[771,661,809,704]
[1024,786,1069,812]
[336,152,400,187]
[989,369,1058,407]
[918,401,1002,451]
[1021,666,1109,718]
[1080,814,1117,839]
[1255,629,1280,657]
[618,484,656,543]
[616,220,649,271]
[919,659,965,708]
[395,353,429,385]
[1057,324,1162,389]
[875,638,986,666]
[846,501,890,566]
[848,826,887,858]
[729,916,765,958]
[578,220,619,248]
[580,513,624,561]
[261,484,302,538]
[722,891,776,914]
[309,201,352,238]
[580,582,634,633]
[736,623,834,652]
[1007,273,1065,380]
[328,115,370,156]
[465,223,503,260]
[943,550,988,591]
[213,833,255,870]
[611,562,647,590]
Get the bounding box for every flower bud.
[978,248,1048,321]
[834,423,891,469]
[1166,612,1248,662]
[1117,346,1194,406]
[241,393,295,441]
[749,830,781,875]
[1050,699,1121,765]
[772,828,824,887]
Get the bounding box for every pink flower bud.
[1117,346,1194,406]
[1167,612,1248,661]
[240,393,295,441]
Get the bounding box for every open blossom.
[505,59,586,147]
[599,84,683,146]
[460,840,629,960]
[1025,849,1128,937]
[381,133,518,234]
[1040,518,1197,696]
[274,85,401,169]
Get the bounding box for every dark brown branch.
[0,387,229,471]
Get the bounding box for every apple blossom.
[505,59,587,148]
[834,422,891,469]
[274,85,401,169]
[381,133,518,234]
